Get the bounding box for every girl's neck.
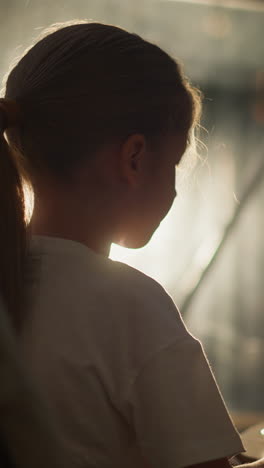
[30,192,113,257]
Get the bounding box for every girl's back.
[20,235,242,467]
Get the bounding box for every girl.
[0,21,245,468]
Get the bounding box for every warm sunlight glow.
[23,181,34,224]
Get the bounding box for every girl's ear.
[119,133,147,186]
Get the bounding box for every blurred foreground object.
[240,422,264,461]
[0,295,66,468]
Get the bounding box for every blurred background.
[0,0,263,428]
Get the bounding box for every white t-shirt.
[19,236,244,468]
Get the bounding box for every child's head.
[5,22,200,173]
[0,21,201,327]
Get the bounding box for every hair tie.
[0,98,20,133]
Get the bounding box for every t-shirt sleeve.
[126,336,244,468]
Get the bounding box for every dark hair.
[0,21,201,329]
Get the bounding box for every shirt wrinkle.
[125,336,198,405]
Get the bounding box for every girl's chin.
[116,231,157,250]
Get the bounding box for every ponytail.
[0,99,27,331]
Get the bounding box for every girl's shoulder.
[29,235,189,341]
